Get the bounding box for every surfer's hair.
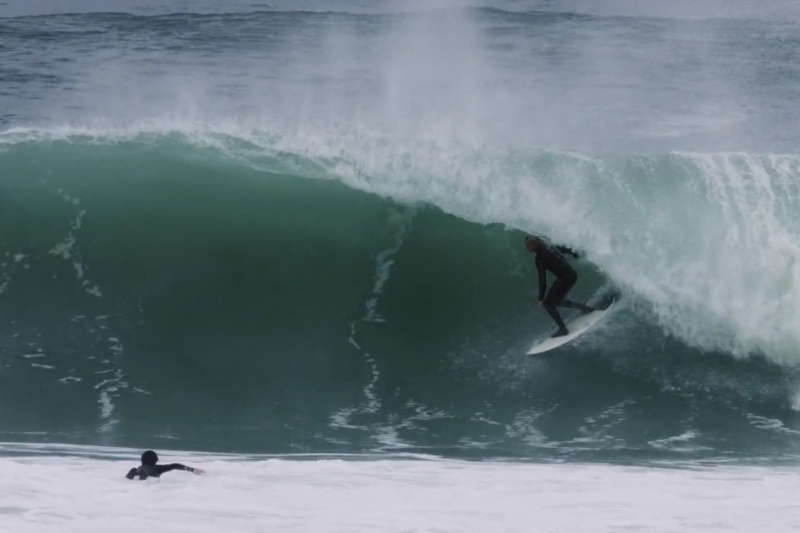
[141,450,159,466]
[525,235,541,246]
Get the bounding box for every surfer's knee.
[542,298,558,311]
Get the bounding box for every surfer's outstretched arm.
[157,463,205,475]
[125,464,205,479]
[554,245,580,259]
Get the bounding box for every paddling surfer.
[125,450,205,480]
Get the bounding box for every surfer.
[525,235,594,337]
[125,450,205,480]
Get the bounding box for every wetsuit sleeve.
[126,467,138,480]
[156,463,193,475]
[555,245,580,259]
[536,255,547,300]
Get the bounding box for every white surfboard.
[526,298,616,355]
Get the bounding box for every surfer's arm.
[125,467,139,480]
[157,463,205,475]
[537,261,547,300]
[555,245,580,259]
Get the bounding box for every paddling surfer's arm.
[157,463,204,475]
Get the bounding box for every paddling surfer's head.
[141,450,159,466]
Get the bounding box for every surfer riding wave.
[525,235,594,337]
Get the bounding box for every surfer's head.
[141,450,159,466]
[525,235,541,252]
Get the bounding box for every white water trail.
[330,208,415,442]
[47,192,132,433]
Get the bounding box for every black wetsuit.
[126,463,194,480]
[535,244,584,334]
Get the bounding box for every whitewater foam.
[6,450,800,533]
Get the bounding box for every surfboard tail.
[526,294,619,355]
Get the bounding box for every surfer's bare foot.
[552,328,569,338]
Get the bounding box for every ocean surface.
[4,0,800,506]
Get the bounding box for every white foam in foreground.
[1,454,800,532]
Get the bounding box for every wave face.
[0,135,799,462]
[4,4,800,462]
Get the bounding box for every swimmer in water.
[125,450,205,480]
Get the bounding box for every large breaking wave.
[1,129,799,459]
